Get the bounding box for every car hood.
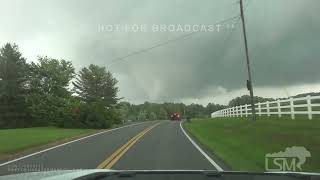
[1,170,320,180]
[0,169,114,180]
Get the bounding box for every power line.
[204,0,251,63]
[210,16,241,63]
[223,0,250,45]
[108,15,240,66]
[245,0,251,11]
[108,0,252,66]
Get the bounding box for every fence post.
[277,99,281,118]
[232,107,233,117]
[258,102,261,116]
[266,101,270,117]
[236,106,239,117]
[240,105,243,117]
[290,97,295,119]
[307,95,312,120]
[245,104,248,117]
[232,107,235,117]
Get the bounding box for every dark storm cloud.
[1,0,319,103]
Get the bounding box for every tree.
[72,64,121,128]
[28,57,74,97]
[0,43,29,128]
[138,110,147,121]
[27,57,75,126]
[206,103,226,115]
[149,112,157,120]
[73,64,120,107]
[119,101,130,122]
[159,108,168,120]
[186,103,206,118]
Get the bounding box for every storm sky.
[1,0,319,105]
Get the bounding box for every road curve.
[0,120,220,176]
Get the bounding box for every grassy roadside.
[0,127,98,159]
[185,117,320,172]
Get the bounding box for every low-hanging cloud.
[1,0,319,104]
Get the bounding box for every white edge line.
[0,122,146,167]
[179,121,224,171]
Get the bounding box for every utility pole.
[240,0,256,121]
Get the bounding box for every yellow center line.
[97,123,160,169]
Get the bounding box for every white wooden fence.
[211,95,320,120]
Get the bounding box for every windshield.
[0,0,319,178]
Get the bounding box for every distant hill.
[228,95,275,107]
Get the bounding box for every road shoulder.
[181,121,232,171]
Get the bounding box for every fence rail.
[211,95,320,120]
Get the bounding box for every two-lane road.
[0,120,222,176]
[112,121,215,170]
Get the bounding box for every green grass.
[0,127,97,155]
[185,117,320,172]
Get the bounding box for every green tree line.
[118,95,290,121]
[228,95,275,107]
[118,101,226,122]
[0,43,121,129]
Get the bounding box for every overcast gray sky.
[1,0,319,105]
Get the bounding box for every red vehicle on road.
[170,112,181,121]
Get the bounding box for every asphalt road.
[0,120,222,176]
